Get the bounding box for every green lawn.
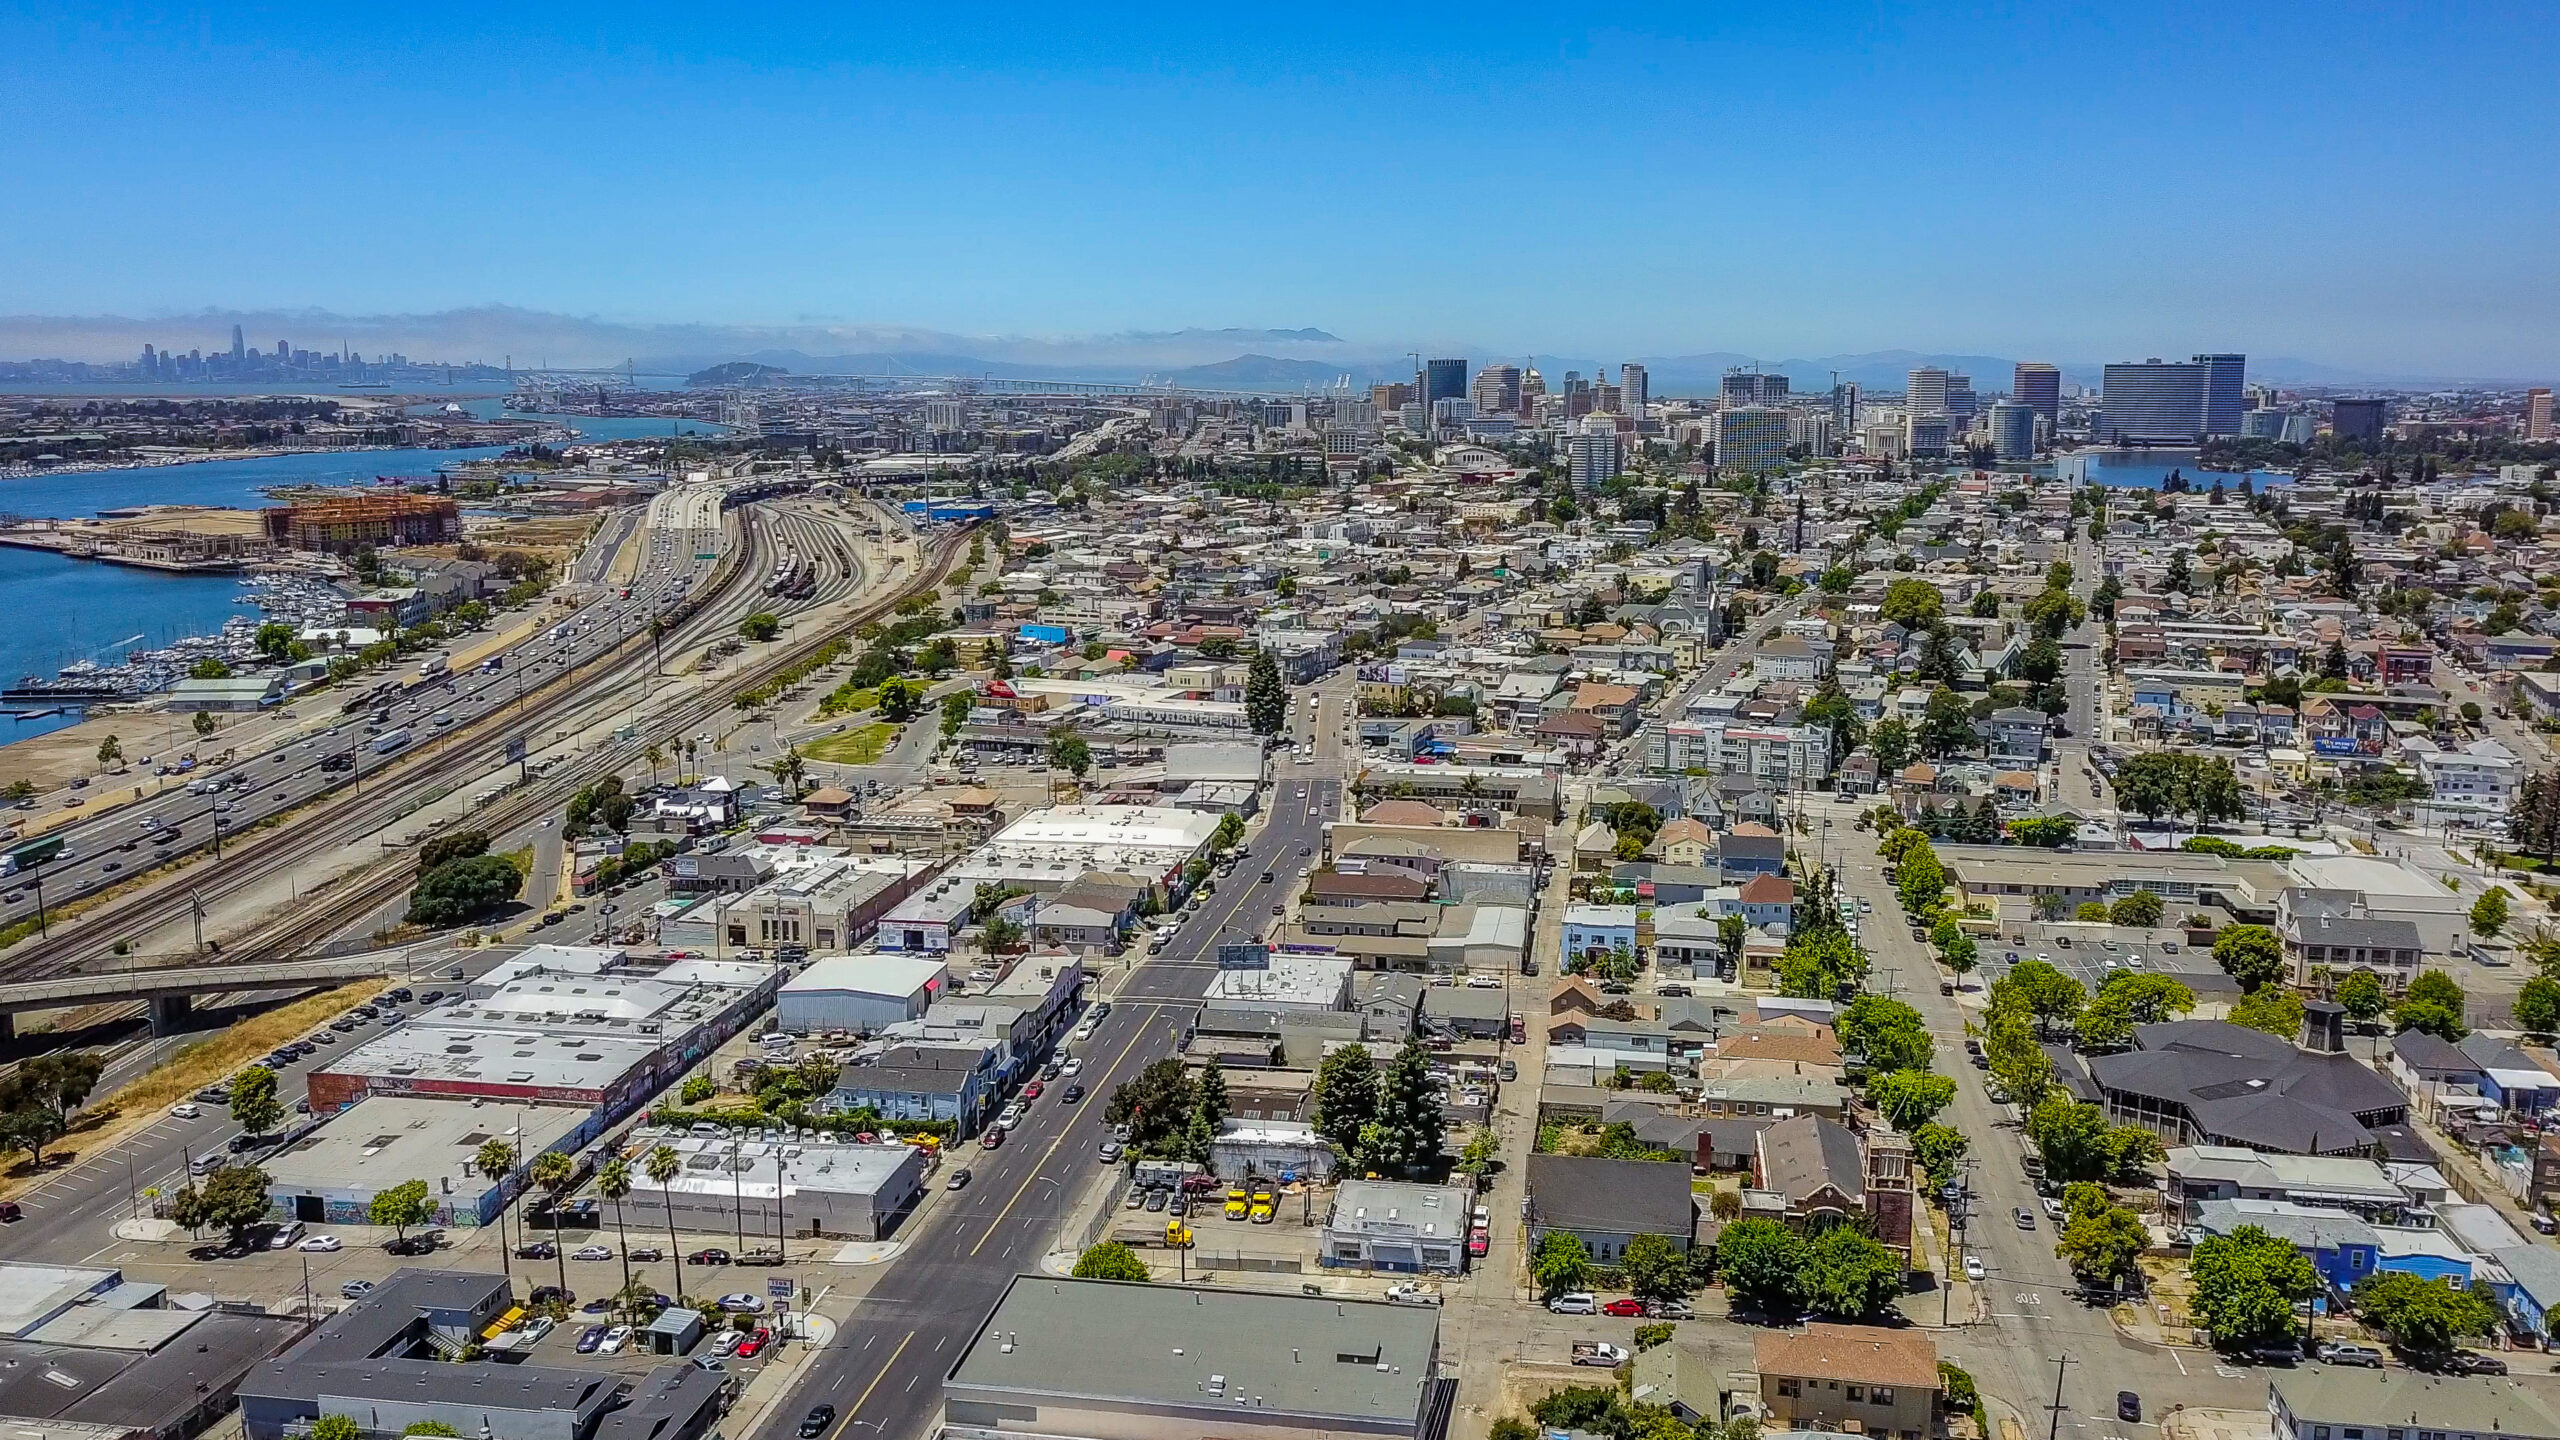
[805,723,898,765]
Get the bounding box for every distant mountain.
[686,360,787,386]
[1627,349,2044,397]
[1155,354,1370,390]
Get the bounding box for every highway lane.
[755,774,1344,1440]
[0,520,723,935]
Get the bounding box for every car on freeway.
[1061,1084,1084,1103]
[299,1235,343,1252]
[799,1406,837,1437]
[947,1168,973,1191]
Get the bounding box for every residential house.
[1754,1325,1942,1440]
[1525,1155,1698,1262]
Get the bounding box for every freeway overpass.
[0,950,450,1037]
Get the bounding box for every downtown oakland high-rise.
[2099,354,2246,443]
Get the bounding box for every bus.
[371,729,413,756]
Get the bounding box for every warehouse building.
[238,1269,722,1440]
[943,1277,1445,1440]
[777,954,950,1034]
[617,1126,930,1241]
[306,954,781,1135]
[260,1096,589,1230]
[0,1261,301,1440]
[942,804,1224,900]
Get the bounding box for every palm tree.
[597,1157,635,1300]
[646,1144,684,1300]
[529,1151,576,1301]
[474,1138,517,1278]
[643,745,665,784]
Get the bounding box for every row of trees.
[404,829,525,927]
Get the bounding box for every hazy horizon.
[5,3,2557,378]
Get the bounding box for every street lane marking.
[966,1008,1163,1258]
[826,1328,914,1440]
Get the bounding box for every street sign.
[766,1276,793,1298]
[6,836,62,868]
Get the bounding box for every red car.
[1467,1230,1490,1257]
[1024,1081,1045,1099]
[737,1327,772,1358]
[1601,1299,1646,1317]
[979,1128,1004,1149]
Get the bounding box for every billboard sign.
[505,736,529,763]
[2312,736,2361,757]
[767,1276,794,1298]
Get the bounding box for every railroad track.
[0,499,954,987]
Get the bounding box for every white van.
[1547,1292,1597,1315]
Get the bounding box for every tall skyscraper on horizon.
[1830,381,1860,432]
[1619,363,1648,416]
[1424,358,1468,406]
[1721,369,1787,407]
[1715,406,1792,474]
[1469,364,1522,417]
[2330,398,2387,443]
[1907,366,1950,415]
[229,325,245,362]
[2100,358,2208,443]
[2011,362,2061,424]
[2527,387,2553,441]
[2195,353,2246,437]
[1988,402,2036,461]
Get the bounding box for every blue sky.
[4,2,2556,375]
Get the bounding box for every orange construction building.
[262,494,461,554]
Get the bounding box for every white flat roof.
[263,1096,588,1192]
[786,954,948,999]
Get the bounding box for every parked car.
[299,1235,343,1253]
[528,1286,573,1307]
[2117,1393,2142,1423]
[576,1325,608,1353]
[2013,1208,2035,1230]
[717,1294,766,1313]
[2316,1342,2384,1368]
[1601,1299,1646,1317]
[2443,1352,2508,1376]
[1547,1292,1597,1315]
[1963,1253,1985,1281]
[687,1248,732,1266]
[601,1325,633,1355]
[629,1246,664,1263]
[572,1244,614,1261]
[340,1280,375,1300]
[516,1240,558,1259]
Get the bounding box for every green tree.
[1244,650,1289,736]
[596,1156,636,1298]
[1801,1225,1905,1321]
[1837,995,1933,1075]
[1881,577,1944,628]
[2515,977,2560,1037]
[2470,886,2512,939]
[2229,987,2307,1040]
[1911,1122,1969,1188]
[229,1065,284,1137]
[646,1144,684,1297]
[2073,972,2197,1050]
[2350,1271,2500,1358]
[2394,968,2468,1040]
[475,1138,519,1274]
[312,1417,362,1440]
[193,709,217,739]
[1868,1069,1956,1130]
[2212,924,2288,992]
[1072,1240,1153,1282]
[1310,1046,1378,1151]
[1104,1057,1199,1153]
[96,734,123,765]
[940,689,974,737]
[2336,970,2387,1025]
[1532,1230,1592,1301]
[1047,728,1092,781]
[1621,1232,1695,1304]
[877,677,923,722]
[369,1177,434,1239]
[1361,1041,1447,1177]
[2108,889,2165,928]
[2055,1198,2150,1290]
[415,828,491,875]
[3,1051,104,1127]
[171,1164,271,1246]
[530,1150,576,1298]
[1869,718,1914,772]
[1994,959,2088,1037]
[1715,1217,1808,1316]
[1917,686,1975,759]
[2190,1224,2323,1349]
[738,613,781,642]
[1895,842,1946,917]
[406,854,524,926]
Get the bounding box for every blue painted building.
[1561,904,1640,969]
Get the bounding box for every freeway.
[752,771,1346,1440]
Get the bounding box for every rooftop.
[1753,1324,1939,1388]
[945,1276,1440,1428]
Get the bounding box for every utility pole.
[2044,1354,2075,1440]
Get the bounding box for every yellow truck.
[1224,1188,1249,1220]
